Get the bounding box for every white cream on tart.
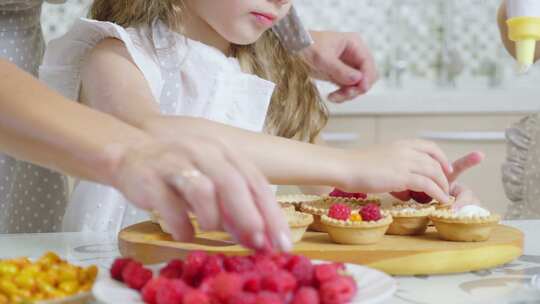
[454,205,490,218]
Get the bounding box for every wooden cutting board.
[118,221,523,275]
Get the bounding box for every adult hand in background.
[302,31,378,103]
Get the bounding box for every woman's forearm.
[141,115,347,188]
[498,1,540,61]
[0,59,149,184]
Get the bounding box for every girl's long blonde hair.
[90,0,327,142]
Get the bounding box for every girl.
[40,0,458,250]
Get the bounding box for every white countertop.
[0,220,538,304]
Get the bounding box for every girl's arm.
[298,135,334,196]
[498,1,540,61]
[81,39,454,202]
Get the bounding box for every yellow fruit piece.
[0,293,8,304]
[0,262,19,278]
[58,265,79,282]
[350,213,363,222]
[82,265,98,283]
[59,280,79,295]
[37,252,62,268]
[13,272,36,290]
[8,258,31,268]
[0,279,19,296]
[79,282,93,292]
[20,264,41,277]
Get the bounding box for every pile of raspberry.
[110,251,357,304]
[328,203,382,222]
[328,188,367,200]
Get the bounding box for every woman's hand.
[339,139,453,203]
[302,31,378,103]
[107,137,291,252]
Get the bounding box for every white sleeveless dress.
[0,0,68,233]
[40,18,276,233]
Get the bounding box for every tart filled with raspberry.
[385,203,435,235]
[324,188,380,206]
[283,208,314,243]
[277,194,323,211]
[321,203,393,245]
[300,200,359,232]
[430,205,500,242]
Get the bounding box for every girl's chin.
[226,30,266,46]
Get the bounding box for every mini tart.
[277,194,322,211]
[386,205,435,235]
[300,200,359,232]
[321,212,393,245]
[323,194,381,206]
[429,210,501,242]
[284,209,314,243]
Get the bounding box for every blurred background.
[42,0,540,217]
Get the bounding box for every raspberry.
[262,270,297,295]
[126,266,153,290]
[243,273,262,293]
[228,292,257,304]
[201,254,224,279]
[314,264,339,286]
[319,276,357,304]
[224,256,254,273]
[286,255,314,286]
[159,266,182,279]
[328,204,351,221]
[182,251,208,286]
[255,291,283,304]
[292,287,319,304]
[142,277,168,304]
[269,252,292,269]
[252,255,280,273]
[183,290,210,304]
[110,257,133,281]
[121,260,152,290]
[329,189,366,199]
[159,259,183,279]
[210,272,244,302]
[410,191,433,204]
[198,276,215,295]
[156,279,189,304]
[360,203,382,222]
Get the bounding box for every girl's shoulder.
[39,18,162,101]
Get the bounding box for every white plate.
[93,262,396,304]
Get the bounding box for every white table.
[0,221,539,304]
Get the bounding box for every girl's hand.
[108,137,291,252]
[392,151,485,203]
[340,139,453,203]
[451,182,481,210]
